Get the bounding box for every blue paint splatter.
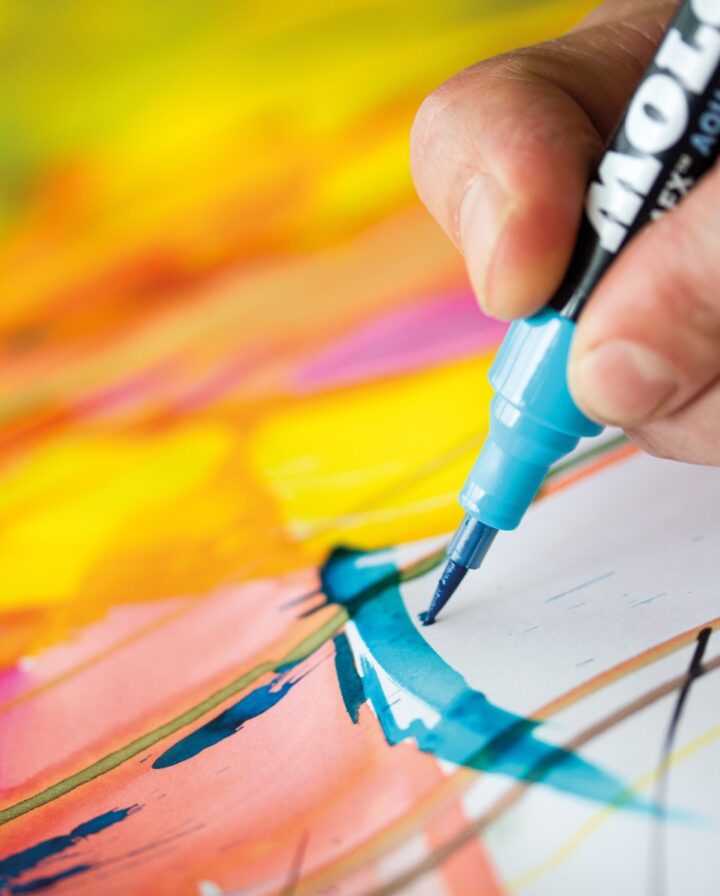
[321,546,652,811]
[333,633,366,724]
[153,670,303,768]
[0,806,138,893]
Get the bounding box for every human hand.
[411,0,720,465]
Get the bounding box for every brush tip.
[420,558,468,625]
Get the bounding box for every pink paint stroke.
[295,291,506,393]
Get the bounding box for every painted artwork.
[1,2,719,895]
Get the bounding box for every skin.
[410,0,720,465]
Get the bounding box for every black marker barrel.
[550,0,720,320]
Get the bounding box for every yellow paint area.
[0,0,597,662]
[249,352,494,553]
[0,424,234,610]
[0,348,493,635]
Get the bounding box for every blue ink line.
[630,593,667,608]
[545,571,614,603]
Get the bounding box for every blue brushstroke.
[9,864,92,893]
[0,806,138,893]
[333,633,366,724]
[321,546,652,811]
[153,670,303,768]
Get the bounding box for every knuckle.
[626,425,676,461]
[410,52,524,169]
[409,57,510,205]
[651,214,720,343]
[410,78,464,175]
[642,165,720,342]
[409,83,455,200]
[687,174,720,336]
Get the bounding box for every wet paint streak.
[153,670,303,769]
[9,864,92,893]
[0,807,138,892]
[333,633,366,724]
[322,547,651,810]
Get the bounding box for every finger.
[568,161,720,428]
[626,377,720,465]
[410,0,677,319]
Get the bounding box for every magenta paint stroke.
[295,291,507,393]
[0,666,29,707]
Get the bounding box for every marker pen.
[422,0,720,624]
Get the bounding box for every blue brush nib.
[420,515,497,625]
[419,559,468,626]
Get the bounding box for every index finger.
[409,0,676,319]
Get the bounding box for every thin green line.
[0,551,443,828]
[542,433,629,483]
[0,607,349,827]
[402,549,445,581]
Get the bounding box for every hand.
[410,0,720,465]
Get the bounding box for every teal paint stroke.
[321,546,654,811]
[333,633,366,724]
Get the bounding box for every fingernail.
[570,340,678,425]
[458,174,514,314]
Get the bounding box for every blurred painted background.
[0,0,593,662]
